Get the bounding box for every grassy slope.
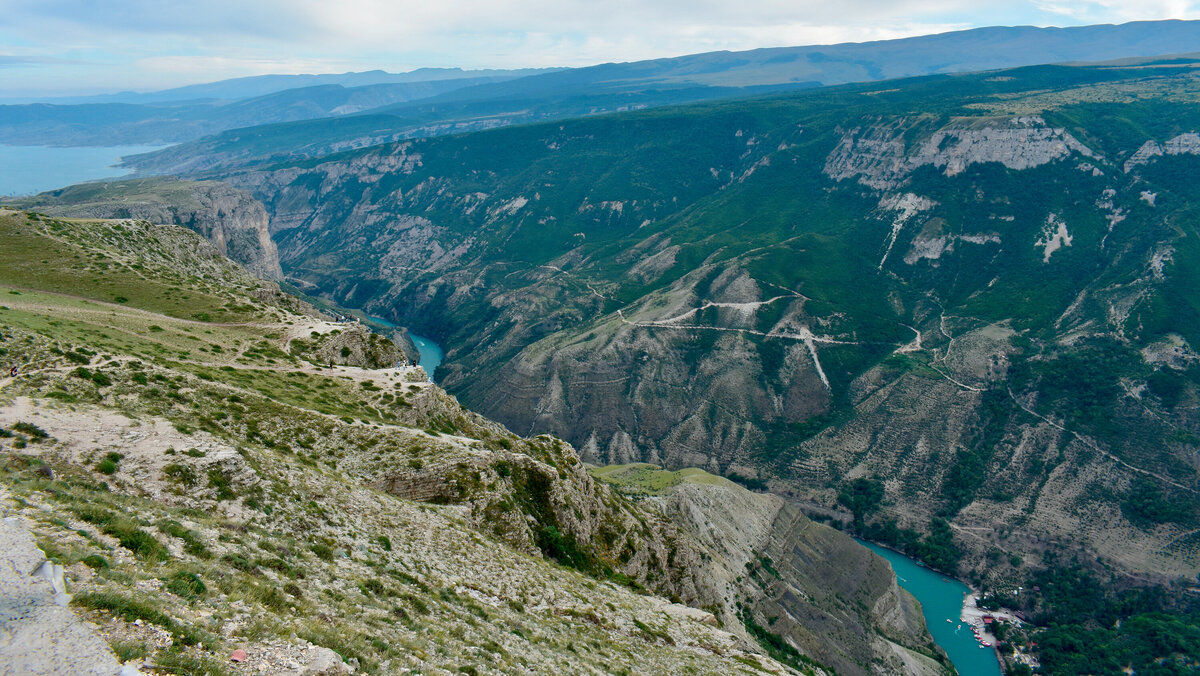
[0,210,802,675]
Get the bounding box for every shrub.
[153,649,231,675]
[165,571,206,599]
[64,351,90,365]
[103,522,169,562]
[81,554,109,570]
[158,520,210,558]
[206,468,235,501]
[12,422,48,440]
[96,451,122,474]
[163,464,197,487]
[222,553,257,574]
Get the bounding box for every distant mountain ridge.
[6,67,563,105]
[4,20,1199,158]
[0,76,539,147]
[119,19,1200,175]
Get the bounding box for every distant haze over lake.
[0,145,168,197]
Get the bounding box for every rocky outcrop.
[653,476,948,676]
[6,178,282,279]
[825,116,1097,189]
[0,502,127,676]
[288,322,406,369]
[364,424,950,676]
[1123,132,1200,172]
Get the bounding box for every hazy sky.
[1,0,1197,98]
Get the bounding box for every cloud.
[1032,0,1200,21]
[0,54,86,67]
[0,0,1195,96]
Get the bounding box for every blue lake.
[857,540,1002,676]
[0,144,171,197]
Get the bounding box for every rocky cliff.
[5,177,282,280]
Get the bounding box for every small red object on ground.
[230,649,248,663]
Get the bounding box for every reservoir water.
[857,540,1003,676]
[363,314,443,380]
[408,333,444,378]
[0,144,171,196]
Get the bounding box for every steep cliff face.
[588,464,950,676]
[824,116,1097,190]
[5,178,282,279]
[653,474,947,676]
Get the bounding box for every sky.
[1,0,1198,99]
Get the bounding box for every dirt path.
[1007,387,1199,495]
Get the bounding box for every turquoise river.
[363,314,443,380]
[858,540,1003,676]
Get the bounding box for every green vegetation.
[739,608,823,676]
[837,478,883,527]
[858,518,963,575]
[9,51,1200,675]
[991,562,1200,675]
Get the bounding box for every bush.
[153,649,231,676]
[73,592,210,646]
[165,571,207,599]
[163,463,197,487]
[64,351,90,364]
[206,468,235,501]
[103,522,169,562]
[81,554,109,570]
[12,422,48,440]
[96,451,122,475]
[158,520,210,558]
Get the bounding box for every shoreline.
[960,589,1004,664]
